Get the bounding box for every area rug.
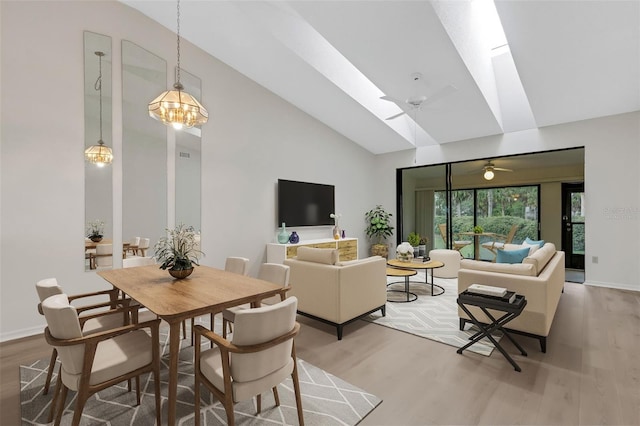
[362,273,501,356]
[20,324,381,425]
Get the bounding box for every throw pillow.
[296,247,338,265]
[524,237,545,248]
[496,246,530,264]
[521,241,540,256]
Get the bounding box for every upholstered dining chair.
[35,278,128,402]
[193,297,304,426]
[94,243,113,268]
[481,224,519,259]
[190,256,250,345]
[42,293,161,426]
[126,236,140,256]
[222,263,290,338]
[137,238,151,257]
[438,224,472,252]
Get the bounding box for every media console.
[266,238,358,263]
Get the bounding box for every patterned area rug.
[363,273,501,356]
[20,322,381,425]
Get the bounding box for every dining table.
[459,231,496,260]
[98,264,285,425]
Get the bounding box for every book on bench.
[467,283,507,297]
[462,289,517,304]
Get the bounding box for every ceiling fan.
[482,161,513,180]
[380,73,457,120]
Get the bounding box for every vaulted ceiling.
[123,0,640,155]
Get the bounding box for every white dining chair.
[95,243,113,268]
[222,263,290,338]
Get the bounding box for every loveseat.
[457,242,565,352]
[283,247,387,340]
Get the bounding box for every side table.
[387,259,445,296]
[386,267,418,302]
[456,290,528,372]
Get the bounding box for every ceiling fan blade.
[422,84,458,106]
[380,95,405,105]
[386,111,407,120]
[493,167,513,172]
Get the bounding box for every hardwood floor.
[2,282,638,425]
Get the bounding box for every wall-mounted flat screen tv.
[278,179,335,227]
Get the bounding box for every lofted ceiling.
[122,0,640,155]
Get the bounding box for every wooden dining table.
[98,264,285,425]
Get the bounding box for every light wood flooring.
[2,282,638,425]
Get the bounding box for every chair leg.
[223,395,235,426]
[48,369,62,423]
[222,318,229,339]
[135,375,141,405]
[43,348,57,395]
[54,384,68,426]
[272,386,280,407]
[257,393,262,414]
[183,319,187,340]
[291,348,305,426]
[210,313,216,348]
[72,389,89,426]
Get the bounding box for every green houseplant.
[407,232,421,247]
[365,205,394,257]
[154,224,203,278]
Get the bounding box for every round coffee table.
[386,267,418,302]
[387,259,445,296]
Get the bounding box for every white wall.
[376,112,640,291]
[0,1,377,341]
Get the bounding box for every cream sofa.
[457,242,565,352]
[283,247,387,340]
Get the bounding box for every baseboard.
[584,280,640,292]
[0,325,43,343]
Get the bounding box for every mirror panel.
[175,68,202,233]
[122,40,168,255]
[84,31,113,271]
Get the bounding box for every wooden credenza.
[266,238,358,264]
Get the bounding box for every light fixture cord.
[176,0,181,85]
[94,52,103,144]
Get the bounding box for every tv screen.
[278,179,335,227]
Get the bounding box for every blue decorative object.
[496,246,530,264]
[289,231,299,244]
[277,222,290,244]
[524,237,545,248]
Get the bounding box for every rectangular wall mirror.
[122,40,168,259]
[175,68,202,234]
[84,31,113,271]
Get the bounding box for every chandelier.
[148,0,208,130]
[85,51,113,167]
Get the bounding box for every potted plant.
[86,219,105,242]
[407,232,420,248]
[154,224,204,279]
[365,205,394,258]
[419,235,429,258]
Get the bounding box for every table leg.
[167,321,181,425]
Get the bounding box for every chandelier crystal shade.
[85,51,113,167]
[148,0,208,130]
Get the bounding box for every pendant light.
[85,51,113,167]
[148,0,208,130]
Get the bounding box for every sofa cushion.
[524,237,545,248]
[496,246,530,264]
[522,242,556,274]
[296,247,338,265]
[335,256,381,267]
[460,259,536,276]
